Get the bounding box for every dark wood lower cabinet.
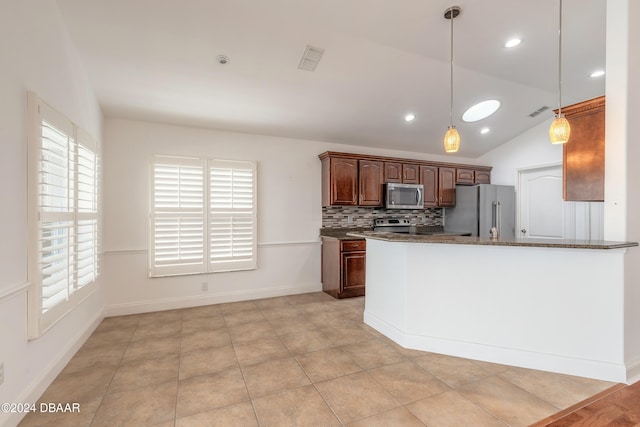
[321,238,366,298]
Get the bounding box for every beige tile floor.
[19,292,615,427]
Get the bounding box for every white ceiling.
[55,0,606,158]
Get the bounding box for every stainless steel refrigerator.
[444,184,516,238]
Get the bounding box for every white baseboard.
[625,358,640,384]
[364,310,627,383]
[104,283,321,317]
[6,309,103,427]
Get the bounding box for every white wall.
[605,0,640,383]
[476,120,562,186]
[0,2,103,425]
[102,118,477,315]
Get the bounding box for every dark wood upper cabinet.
[456,168,475,185]
[384,162,402,183]
[457,167,491,185]
[439,167,456,207]
[359,160,384,206]
[321,156,358,206]
[402,164,420,184]
[561,96,605,201]
[420,165,439,207]
[420,166,456,207]
[475,170,491,184]
[385,162,419,184]
[319,151,491,207]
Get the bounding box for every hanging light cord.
[557,0,563,116]
[449,9,454,127]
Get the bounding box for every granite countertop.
[346,231,639,250]
[319,227,373,240]
[320,225,449,240]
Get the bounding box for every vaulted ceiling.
[56,0,606,157]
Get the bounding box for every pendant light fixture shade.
[444,126,460,152]
[549,0,570,144]
[549,114,571,144]
[443,6,461,153]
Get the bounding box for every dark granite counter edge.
[320,225,445,240]
[346,231,639,250]
[319,227,373,240]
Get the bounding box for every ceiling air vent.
[298,45,324,72]
[529,106,550,117]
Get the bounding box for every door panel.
[342,252,365,290]
[439,167,456,207]
[420,166,438,207]
[359,160,383,206]
[519,165,568,239]
[402,164,420,184]
[330,158,358,205]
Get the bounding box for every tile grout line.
[88,315,143,427]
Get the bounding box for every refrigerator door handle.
[491,201,497,231]
[496,201,502,236]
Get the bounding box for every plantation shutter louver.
[28,94,100,337]
[150,156,205,276]
[209,160,257,272]
[149,156,256,277]
[39,115,75,313]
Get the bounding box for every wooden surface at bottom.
[532,382,640,426]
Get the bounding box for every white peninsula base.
[362,238,634,383]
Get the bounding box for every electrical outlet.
[0,362,4,386]
[201,282,209,292]
[347,215,354,224]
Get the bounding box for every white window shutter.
[28,95,100,336]
[209,160,257,272]
[149,156,257,276]
[150,156,206,276]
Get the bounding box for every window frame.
[27,92,100,338]
[149,155,257,277]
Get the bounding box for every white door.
[518,165,575,239]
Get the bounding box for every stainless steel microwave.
[385,183,424,209]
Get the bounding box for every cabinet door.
[330,158,358,205]
[475,170,491,184]
[342,251,366,291]
[439,167,456,207]
[384,162,402,183]
[562,97,605,201]
[420,165,439,207]
[359,160,384,206]
[402,164,420,184]
[456,168,475,185]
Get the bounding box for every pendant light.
[549,0,571,144]
[443,6,461,153]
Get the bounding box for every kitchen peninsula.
[348,231,638,383]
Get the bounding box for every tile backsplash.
[322,206,443,228]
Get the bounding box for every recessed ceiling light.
[480,127,490,134]
[404,113,416,122]
[462,100,501,122]
[590,70,605,78]
[505,38,522,48]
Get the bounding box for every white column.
[605,0,640,382]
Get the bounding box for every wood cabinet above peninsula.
[561,96,605,201]
[319,151,492,208]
